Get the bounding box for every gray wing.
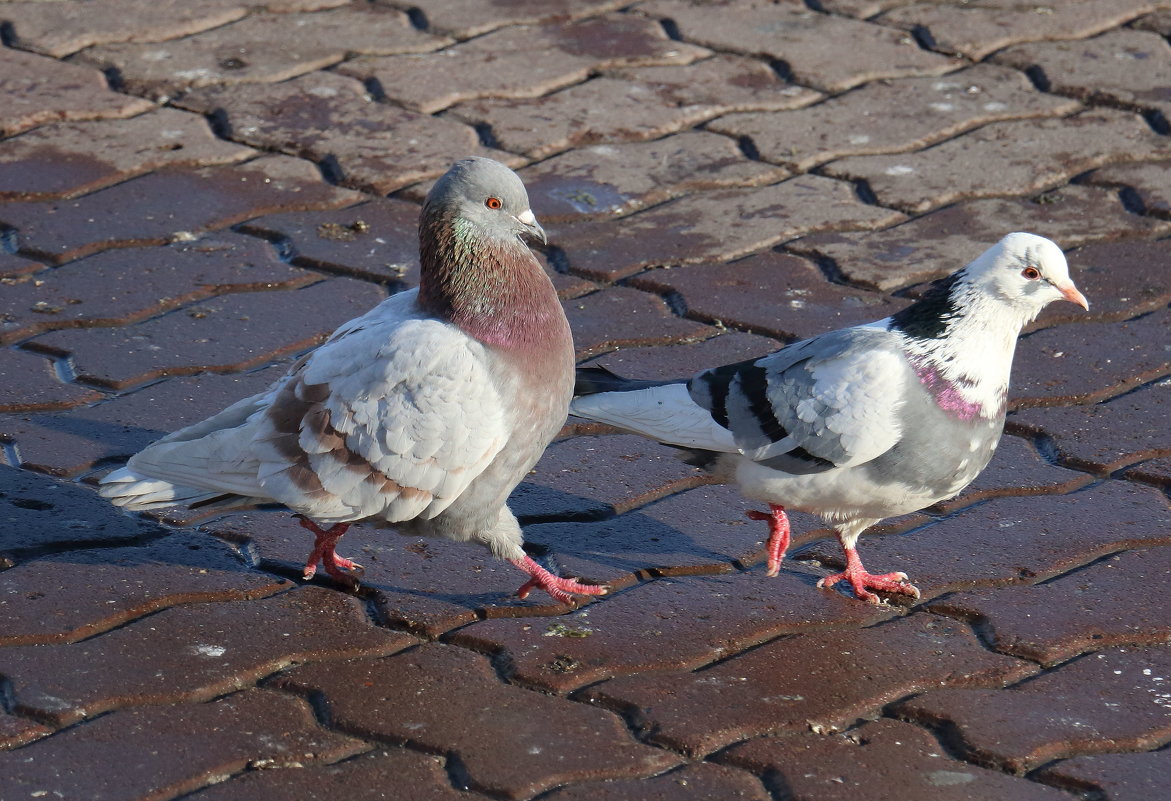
[688,328,911,474]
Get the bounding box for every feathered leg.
[510,556,608,605]
[747,504,790,576]
[817,529,919,604]
[297,517,364,583]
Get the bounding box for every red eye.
[485,197,502,210]
[1022,266,1041,280]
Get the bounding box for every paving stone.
[2,585,414,726]
[553,175,905,283]
[709,64,1078,172]
[1123,455,1171,489]
[637,0,958,92]
[186,747,474,801]
[0,108,256,201]
[582,613,1035,758]
[1036,748,1171,801]
[0,464,163,559]
[822,109,1171,214]
[929,546,1171,665]
[579,330,781,381]
[0,47,154,138]
[448,62,818,160]
[0,688,366,800]
[997,29,1171,125]
[542,762,770,801]
[0,155,362,265]
[0,348,102,413]
[928,433,1093,515]
[0,711,50,750]
[1132,9,1171,35]
[1086,160,1171,217]
[0,250,46,281]
[628,250,907,342]
[25,276,383,390]
[79,6,449,99]
[880,0,1162,60]
[1008,380,1171,474]
[791,185,1167,291]
[0,530,292,645]
[520,482,852,591]
[0,0,350,58]
[718,718,1073,801]
[895,643,1171,773]
[180,71,518,194]
[1011,310,1171,409]
[1053,237,1171,326]
[0,363,289,477]
[273,643,682,800]
[0,234,319,346]
[338,14,708,113]
[519,131,788,223]
[408,0,628,38]
[236,198,420,284]
[820,0,910,17]
[798,481,1171,602]
[565,287,713,357]
[448,570,893,694]
[205,508,595,634]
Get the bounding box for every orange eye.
[485,197,502,210]
[1022,266,1041,280]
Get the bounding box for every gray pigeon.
[570,233,1088,603]
[101,157,606,605]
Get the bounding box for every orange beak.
[1058,282,1089,310]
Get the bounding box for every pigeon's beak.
[516,208,547,246]
[1057,281,1090,310]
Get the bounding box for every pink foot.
[746,504,790,577]
[816,546,919,604]
[509,556,608,605]
[297,518,363,584]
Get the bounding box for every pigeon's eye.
[1022,266,1041,280]
[485,197,503,210]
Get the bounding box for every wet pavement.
[1,1,1170,799]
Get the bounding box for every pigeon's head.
[968,232,1088,316]
[424,157,546,246]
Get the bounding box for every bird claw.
[818,568,920,604]
[510,556,608,605]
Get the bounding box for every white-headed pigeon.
[101,157,606,604]
[570,233,1088,603]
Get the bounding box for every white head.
[966,232,1088,317]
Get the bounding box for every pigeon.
[570,233,1088,603]
[100,157,606,605]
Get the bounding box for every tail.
[571,366,737,453]
[98,466,236,512]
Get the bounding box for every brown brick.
[566,287,713,357]
[409,0,628,38]
[1086,160,1171,218]
[638,0,958,92]
[791,185,1168,291]
[0,48,153,137]
[519,131,787,223]
[895,643,1171,773]
[0,155,362,265]
[273,644,682,800]
[579,330,780,382]
[542,763,770,801]
[583,613,1034,757]
[823,110,1171,214]
[0,711,50,750]
[0,108,255,201]
[0,348,102,412]
[0,689,366,799]
[1036,749,1171,801]
[709,64,1078,171]
[880,0,1160,60]
[179,72,516,194]
[718,718,1073,801]
[77,6,449,99]
[337,14,709,113]
[2,586,414,725]
[553,175,905,283]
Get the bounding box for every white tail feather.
[570,383,738,452]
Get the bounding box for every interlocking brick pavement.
[2,1,1169,798]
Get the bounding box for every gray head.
[423,157,546,245]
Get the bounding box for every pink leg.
[509,556,608,605]
[297,517,363,583]
[816,541,919,604]
[747,504,790,577]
